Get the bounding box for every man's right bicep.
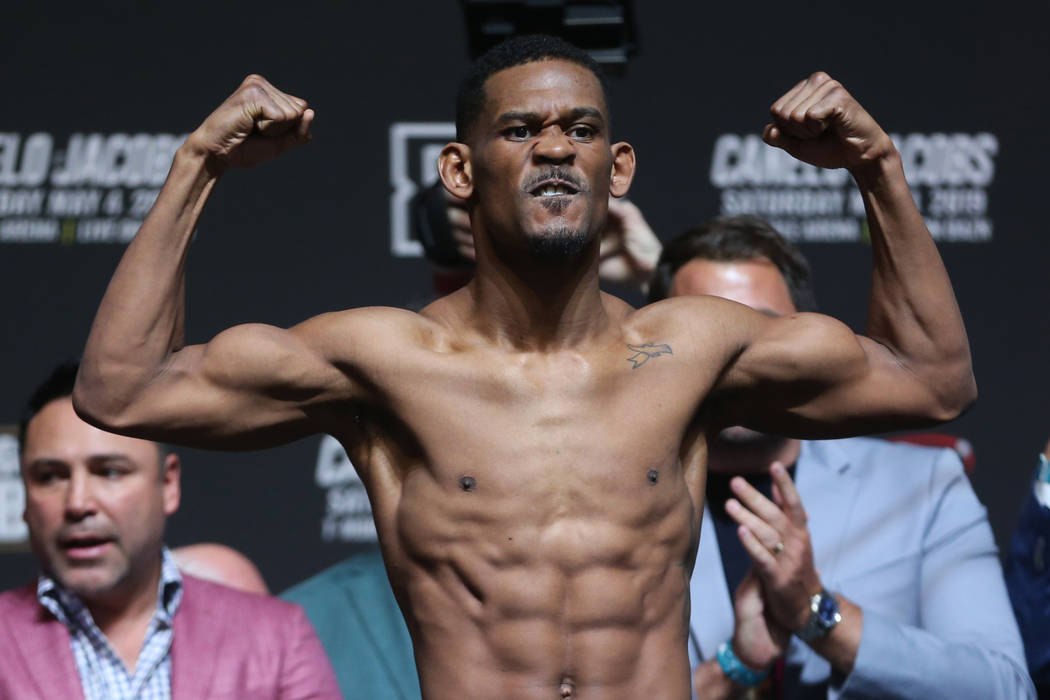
[108,321,356,448]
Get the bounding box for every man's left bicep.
[717,313,941,437]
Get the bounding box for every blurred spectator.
[1006,438,1050,695]
[651,216,1033,699]
[0,362,340,699]
[172,543,269,594]
[282,546,420,700]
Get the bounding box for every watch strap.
[716,640,770,687]
[1035,454,1050,508]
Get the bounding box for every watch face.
[817,594,838,626]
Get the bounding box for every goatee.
[528,226,589,258]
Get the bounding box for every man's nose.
[533,127,575,164]
[64,470,96,520]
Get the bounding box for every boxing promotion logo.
[0,430,28,549]
[0,132,185,244]
[314,434,377,543]
[388,121,456,257]
[709,132,998,243]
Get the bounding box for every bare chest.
[340,342,707,692]
[343,347,711,538]
[409,350,695,469]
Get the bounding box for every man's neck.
[707,437,802,476]
[84,557,162,638]
[79,556,164,673]
[466,242,610,351]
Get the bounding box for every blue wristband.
[1035,454,1050,508]
[716,640,770,687]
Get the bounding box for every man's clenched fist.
[186,74,314,174]
[763,72,895,173]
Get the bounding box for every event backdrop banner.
[1,1,1047,593]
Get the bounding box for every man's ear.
[439,142,474,199]
[162,453,181,516]
[609,141,636,198]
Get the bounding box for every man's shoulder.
[0,583,68,656]
[631,294,745,326]
[801,436,967,501]
[0,582,37,605]
[624,295,762,354]
[0,583,42,624]
[806,435,958,470]
[181,574,305,626]
[306,301,468,357]
[303,305,437,340]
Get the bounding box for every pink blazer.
[0,574,342,699]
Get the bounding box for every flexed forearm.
[76,146,216,425]
[762,73,975,422]
[75,75,314,430]
[853,150,975,417]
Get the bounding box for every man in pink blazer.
[0,362,340,699]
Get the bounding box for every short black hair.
[455,34,611,143]
[647,215,817,312]
[18,361,170,467]
[19,361,80,452]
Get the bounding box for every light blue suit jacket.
[688,437,1034,699]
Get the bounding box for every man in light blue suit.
[651,216,1033,699]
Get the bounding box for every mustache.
[522,168,588,193]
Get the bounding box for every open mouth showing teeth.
[530,182,579,197]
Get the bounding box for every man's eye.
[31,471,62,485]
[507,126,532,140]
[98,468,124,480]
[569,125,595,140]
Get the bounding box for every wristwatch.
[795,587,842,642]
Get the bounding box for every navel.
[459,475,477,492]
[559,679,575,698]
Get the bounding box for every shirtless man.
[73,36,975,699]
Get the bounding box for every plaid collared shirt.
[37,547,184,700]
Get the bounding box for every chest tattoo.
[626,343,673,369]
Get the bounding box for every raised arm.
[715,73,976,437]
[74,76,360,449]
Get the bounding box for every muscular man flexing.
[74,37,975,699]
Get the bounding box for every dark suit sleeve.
[1006,481,1050,690]
[278,602,344,700]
